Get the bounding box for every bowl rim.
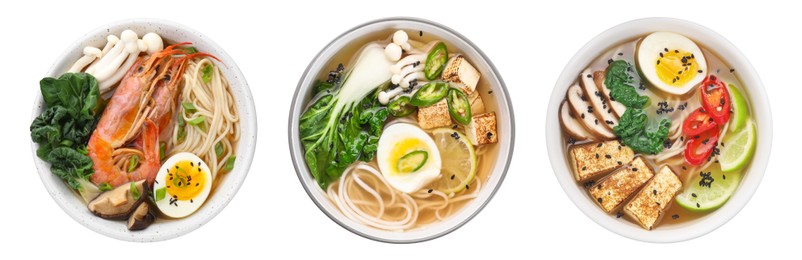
[546,17,772,243]
[29,18,257,242]
[288,16,515,243]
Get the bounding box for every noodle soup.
[290,18,513,242]
[549,18,770,242]
[30,19,255,241]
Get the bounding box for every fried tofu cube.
[465,112,498,145]
[624,166,682,230]
[588,157,654,213]
[443,55,480,95]
[570,141,635,182]
[468,91,486,115]
[417,99,451,129]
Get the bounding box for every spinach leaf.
[299,79,388,189]
[613,109,671,154]
[30,73,101,191]
[605,60,649,108]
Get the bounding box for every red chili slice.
[699,75,731,126]
[682,107,718,137]
[684,126,720,166]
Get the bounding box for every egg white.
[153,152,212,218]
[637,31,707,95]
[377,123,442,193]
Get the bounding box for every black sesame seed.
[632,168,638,172]
[597,143,603,147]
[672,214,679,220]
[730,68,735,73]
[616,212,624,218]
[608,59,614,64]
[605,154,612,159]
[697,203,701,208]
[428,189,433,193]
[419,31,423,37]
[595,153,599,159]
[653,189,657,195]
[617,161,622,166]
[597,197,603,203]
[582,166,587,171]
[692,193,697,198]
[450,174,455,180]
[618,52,623,56]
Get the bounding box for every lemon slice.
[431,128,477,194]
[719,119,757,172]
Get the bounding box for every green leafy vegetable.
[30,73,101,191]
[605,60,649,108]
[613,109,671,154]
[299,76,390,188]
[202,64,213,83]
[159,142,166,161]
[155,187,166,201]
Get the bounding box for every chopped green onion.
[182,102,197,113]
[182,47,198,54]
[154,187,166,202]
[128,155,140,172]
[98,182,112,191]
[177,114,186,127]
[159,143,166,161]
[188,116,206,126]
[130,182,141,200]
[202,64,213,83]
[215,142,224,157]
[224,156,236,172]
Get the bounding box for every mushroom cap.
[393,30,408,45]
[384,43,402,61]
[142,32,163,54]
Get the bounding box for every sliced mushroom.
[88,180,147,220]
[560,100,592,141]
[127,202,155,231]
[580,68,618,129]
[593,70,627,118]
[566,84,615,140]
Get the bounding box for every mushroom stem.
[379,87,405,105]
[399,71,426,88]
[68,47,102,73]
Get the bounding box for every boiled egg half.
[636,32,707,95]
[377,123,442,193]
[153,152,212,218]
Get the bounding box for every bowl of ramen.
[29,19,256,242]
[289,17,514,243]
[547,18,772,242]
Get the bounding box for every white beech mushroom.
[68,47,102,73]
[74,30,163,93]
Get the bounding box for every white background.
[2,0,799,258]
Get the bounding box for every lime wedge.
[728,84,749,133]
[719,119,756,172]
[431,128,477,194]
[675,169,741,212]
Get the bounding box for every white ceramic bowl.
[30,19,257,242]
[547,18,772,243]
[289,17,514,243]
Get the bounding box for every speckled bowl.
[30,19,256,242]
[289,17,514,243]
[547,18,772,242]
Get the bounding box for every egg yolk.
[656,48,699,87]
[389,138,429,175]
[164,160,206,200]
